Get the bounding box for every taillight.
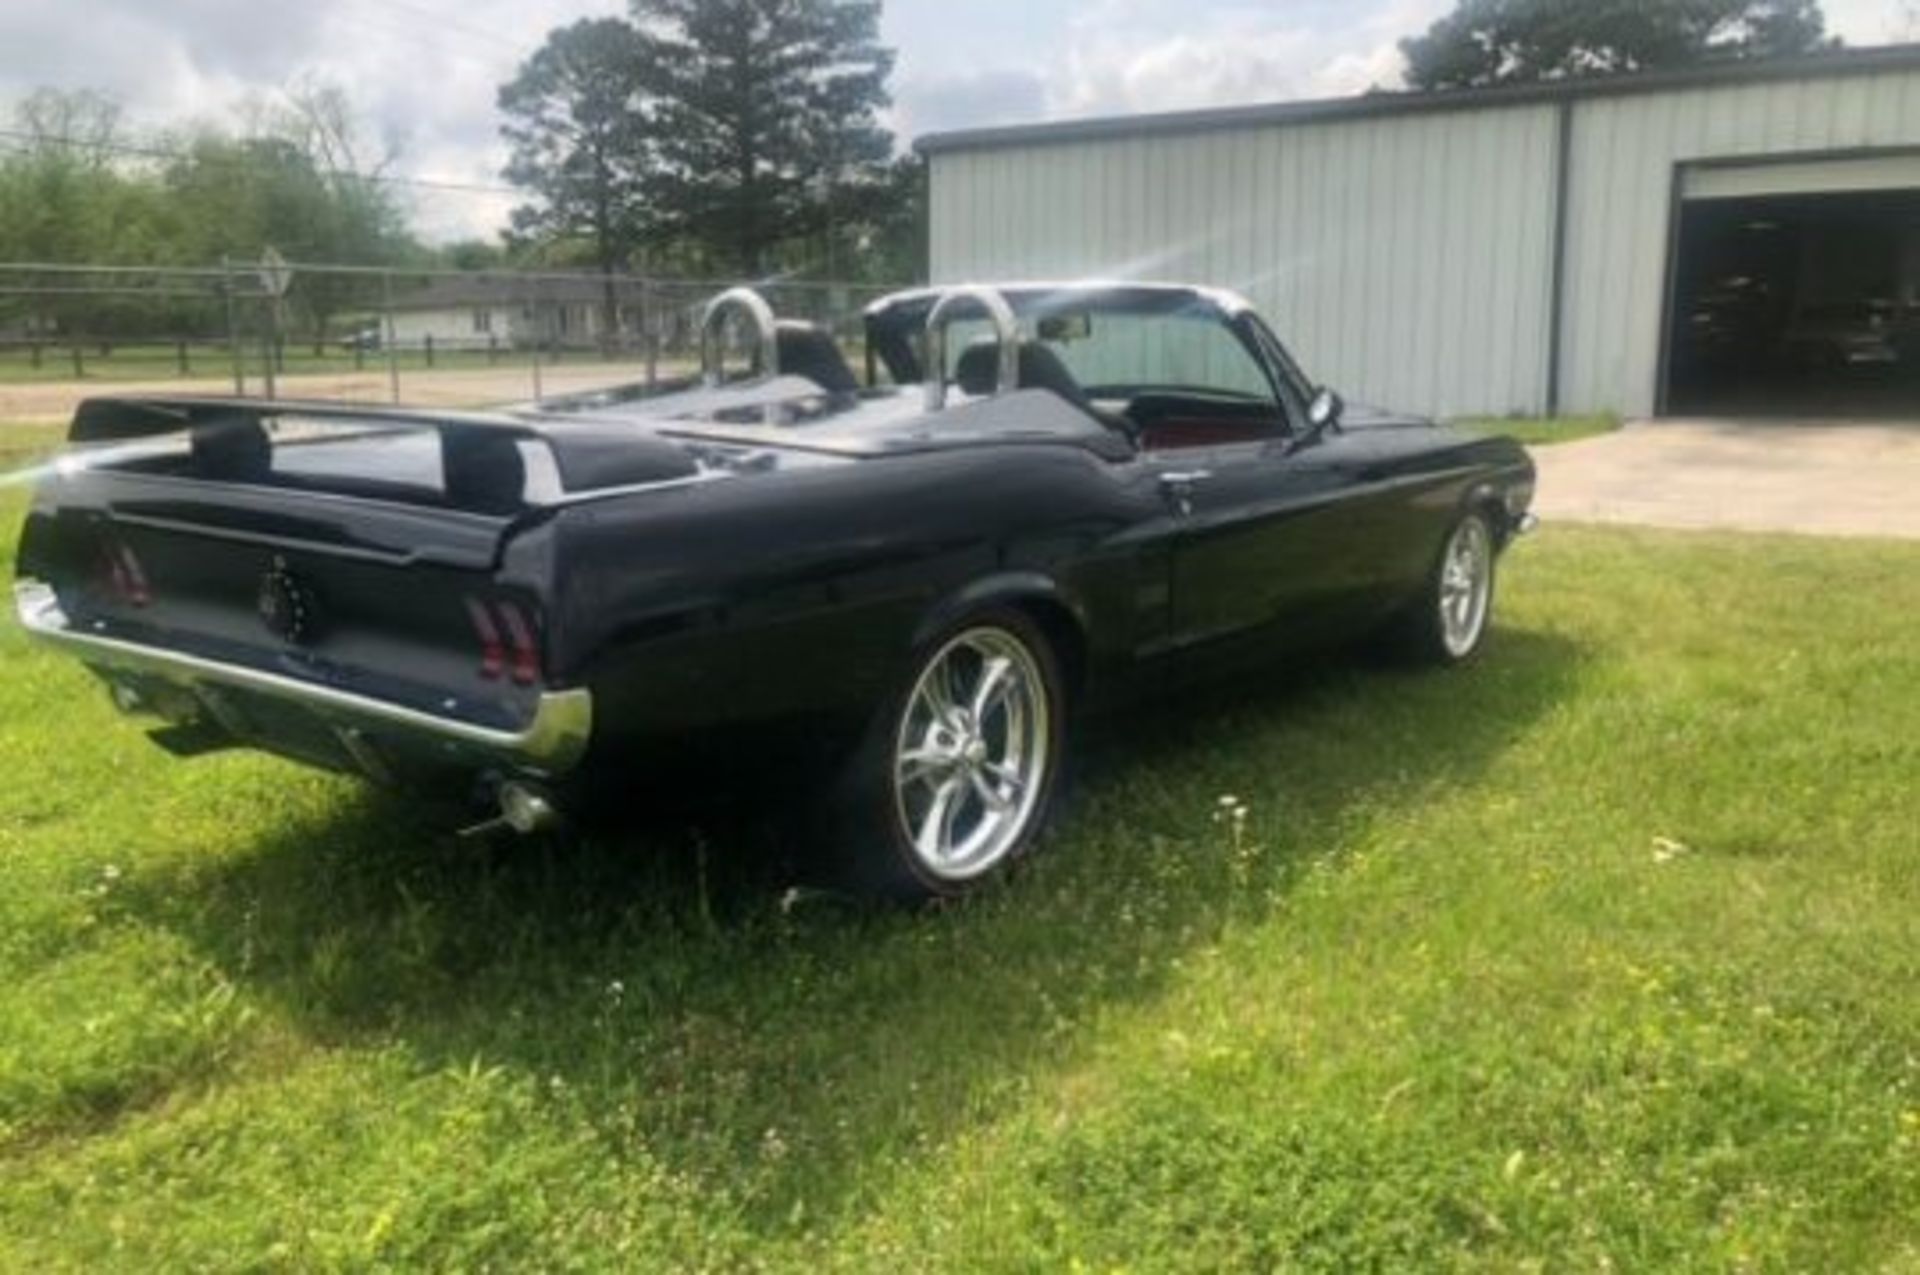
[100,539,151,607]
[496,601,540,686]
[464,595,542,686]
[463,597,506,680]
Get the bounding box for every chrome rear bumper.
[13,580,592,777]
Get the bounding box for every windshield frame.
[866,284,1311,434]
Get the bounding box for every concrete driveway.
[1531,419,1920,539]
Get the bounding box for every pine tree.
[635,0,894,275]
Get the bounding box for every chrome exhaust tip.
[499,780,559,834]
[459,779,563,839]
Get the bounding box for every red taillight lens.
[464,597,506,680]
[495,600,540,686]
[464,596,541,686]
[100,539,151,607]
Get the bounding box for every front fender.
[1453,445,1535,542]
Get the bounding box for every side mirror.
[1308,387,1344,433]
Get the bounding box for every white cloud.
[1825,0,1920,43]
[888,67,1049,140]
[1049,0,1449,119]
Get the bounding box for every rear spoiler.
[63,396,705,506]
[69,395,525,445]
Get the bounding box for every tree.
[499,3,899,280]
[265,81,408,348]
[637,0,895,275]
[437,239,511,271]
[0,90,177,336]
[1401,0,1835,91]
[12,87,123,160]
[825,154,924,283]
[161,85,406,347]
[0,83,424,344]
[499,17,653,340]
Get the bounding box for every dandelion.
[1651,835,1691,864]
[1211,794,1251,827]
[1210,796,1258,892]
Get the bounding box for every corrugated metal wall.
[931,104,1559,418]
[1562,69,1920,417]
[927,65,1920,419]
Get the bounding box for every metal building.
[917,45,1920,420]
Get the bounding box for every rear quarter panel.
[538,443,1154,758]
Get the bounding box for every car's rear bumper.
[13,579,593,780]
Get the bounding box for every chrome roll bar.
[699,287,780,388]
[923,285,1020,412]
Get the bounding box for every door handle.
[1158,469,1212,516]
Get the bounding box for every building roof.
[915,42,1920,157]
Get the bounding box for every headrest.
[441,429,527,514]
[955,338,1092,410]
[190,417,272,480]
[774,320,859,394]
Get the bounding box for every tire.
[1387,509,1498,666]
[819,606,1067,902]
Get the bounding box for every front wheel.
[1389,509,1498,665]
[822,609,1066,901]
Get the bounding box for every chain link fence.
[0,261,906,419]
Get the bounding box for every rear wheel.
[823,609,1065,901]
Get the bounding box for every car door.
[1305,423,1462,625]
[1150,433,1370,653]
[1137,310,1391,654]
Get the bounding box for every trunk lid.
[15,399,605,727]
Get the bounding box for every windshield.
[933,302,1277,403]
[1044,309,1274,400]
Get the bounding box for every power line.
[302,7,526,76]
[375,0,533,54]
[0,128,521,198]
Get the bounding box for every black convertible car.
[13,282,1535,899]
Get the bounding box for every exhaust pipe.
[459,779,562,839]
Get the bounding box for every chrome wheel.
[1438,515,1493,658]
[892,626,1053,881]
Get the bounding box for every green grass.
[0,423,64,469]
[1,493,1917,1269]
[1458,414,1622,446]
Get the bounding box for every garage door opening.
[1664,182,1920,418]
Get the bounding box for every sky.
[0,0,1914,242]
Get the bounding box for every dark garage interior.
[1664,188,1920,418]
